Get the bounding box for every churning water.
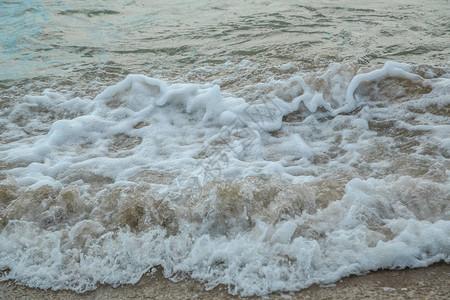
[0,0,449,296]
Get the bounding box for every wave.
[0,61,449,295]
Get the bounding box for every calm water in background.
[0,0,449,296]
[1,0,449,89]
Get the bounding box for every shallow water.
[0,0,449,296]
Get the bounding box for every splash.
[0,62,449,295]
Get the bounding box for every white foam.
[0,62,449,295]
[1,177,447,295]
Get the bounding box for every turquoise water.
[1,0,449,86]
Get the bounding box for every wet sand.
[1,262,449,299]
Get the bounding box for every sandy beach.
[1,262,449,299]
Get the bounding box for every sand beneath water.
[1,263,449,299]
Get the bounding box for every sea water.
[0,0,449,296]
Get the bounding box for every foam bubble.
[0,61,449,295]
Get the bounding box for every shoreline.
[1,262,449,299]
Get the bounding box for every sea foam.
[0,62,449,295]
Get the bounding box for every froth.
[0,61,449,295]
[0,176,448,295]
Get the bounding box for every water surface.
[0,0,449,296]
